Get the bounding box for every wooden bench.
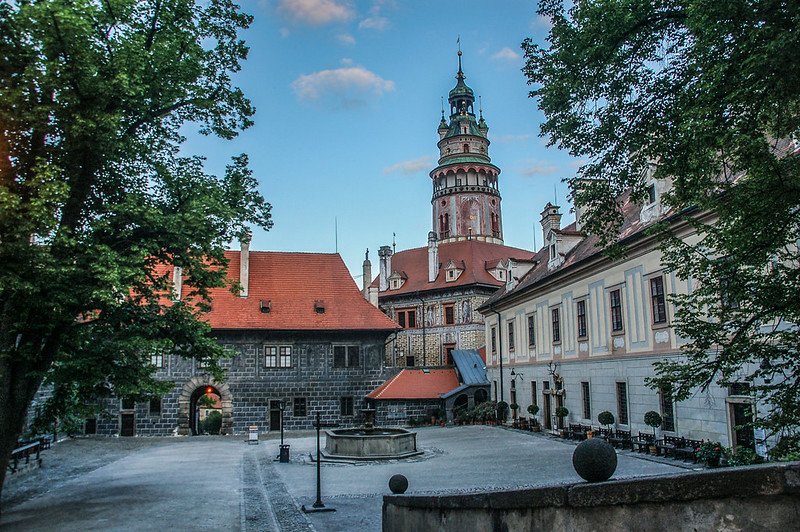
[8,441,41,474]
[631,432,655,453]
[656,435,681,457]
[674,438,703,462]
[594,427,613,441]
[608,429,632,450]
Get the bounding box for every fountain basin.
[323,427,421,460]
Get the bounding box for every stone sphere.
[572,439,617,482]
[388,474,409,494]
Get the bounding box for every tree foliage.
[524,1,800,454]
[0,0,271,497]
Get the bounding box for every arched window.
[463,143,469,153]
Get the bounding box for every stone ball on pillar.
[572,438,617,482]
[389,474,409,494]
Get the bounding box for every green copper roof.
[435,155,497,167]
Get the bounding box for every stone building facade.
[89,251,398,436]
[366,52,534,367]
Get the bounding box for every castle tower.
[430,50,503,244]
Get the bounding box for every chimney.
[540,203,562,239]
[378,245,393,291]
[172,266,183,301]
[427,231,439,282]
[569,179,591,232]
[239,232,250,297]
[362,248,372,298]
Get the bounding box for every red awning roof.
[367,368,460,400]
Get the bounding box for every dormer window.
[260,300,271,313]
[550,243,556,259]
[388,272,406,290]
[447,269,456,280]
[646,183,656,205]
[314,300,325,314]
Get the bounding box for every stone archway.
[178,377,233,435]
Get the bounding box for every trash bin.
[248,425,259,445]
[279,444,290,463]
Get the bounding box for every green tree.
[0,0,271,502]
[523,1,800,455]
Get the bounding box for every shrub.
[202,410,222,434]
[598,411,614,428]
[527,404,540,416]
[697,441,724,464]
[497,401,509,421]
[644,411,662,437]
[555,406,569,419]
[728,447,763,467]
[509,403,520,411]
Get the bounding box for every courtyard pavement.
[2,426,693,531]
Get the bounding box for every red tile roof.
[178,251,400,331]
[371,240,534,297]
[367,368,460,400]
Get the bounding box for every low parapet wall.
[383,463,800,531]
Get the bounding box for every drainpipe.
[490,305,504,404]
[417,292,427,365]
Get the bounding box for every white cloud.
[522,163,560,176]
[359,16,389,30]
[277,0,354,26]
[337,33,356,45]
[492,133,531,144]
[291,66,395,107]
[383,156,433,175]
[531,14,553,32]
[340,57,354,66]
[491,47,521,62]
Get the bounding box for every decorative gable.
[388,271,407,290]
[486,258,509,282]
[444,259,464,282]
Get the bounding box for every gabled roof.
[367,368,460,400]
[479,190,649,310]
[452,349,489,385]
[371,240,533,297]
[177,251,400,331]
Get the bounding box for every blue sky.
[184,0,579,280]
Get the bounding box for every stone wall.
[383,462,800,532]
[92,329,392,436]
[374,399,443,427]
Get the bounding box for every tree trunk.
[0,356,47,514]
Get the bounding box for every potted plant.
[510,403,520,419]
[526,404,541,432]
[496,401,509,423]
[697,441,724,467]
[644,411,662,438]
[598,410,614,431]
[555,406,569,436]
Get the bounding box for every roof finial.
[456,35,464,79]
[441,96,445,119]
[479,95,483,119]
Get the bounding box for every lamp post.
[276,400,290,463]
[510,368,524,420]
[302,411,337,513]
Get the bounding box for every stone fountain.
[323,408,421,460]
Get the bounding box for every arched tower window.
[463,143,469,153]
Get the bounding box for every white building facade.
[479,191,760,451]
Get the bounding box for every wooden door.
[269,401,282,431]
[120,413,135,437]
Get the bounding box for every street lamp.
[510,367,524,420]
[277,400,290,463]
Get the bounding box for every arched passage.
[178,377,233,435]
[474,388,488,404]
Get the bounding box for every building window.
[397,308,417,329]
[405,354,415,367]
[660,386,675,432]
[527,314,536,348]
[646,183,656,204]
[581,382,591,420]
[491,327,497,354]
[531,381,537,407]
[333,345,360,368]
[507,320,515,352]
[197,357,211,369]
[616,382,629,425]
[265,346,292,368]
[293,397,307,417]
[551,308,561,343]
[149,398,162,417]
[650,276,667,324]
[444,304,455,325]
[150,352,164,369]
[340,396,354,416]
[610,289,624,332]
[576,300,588,339]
